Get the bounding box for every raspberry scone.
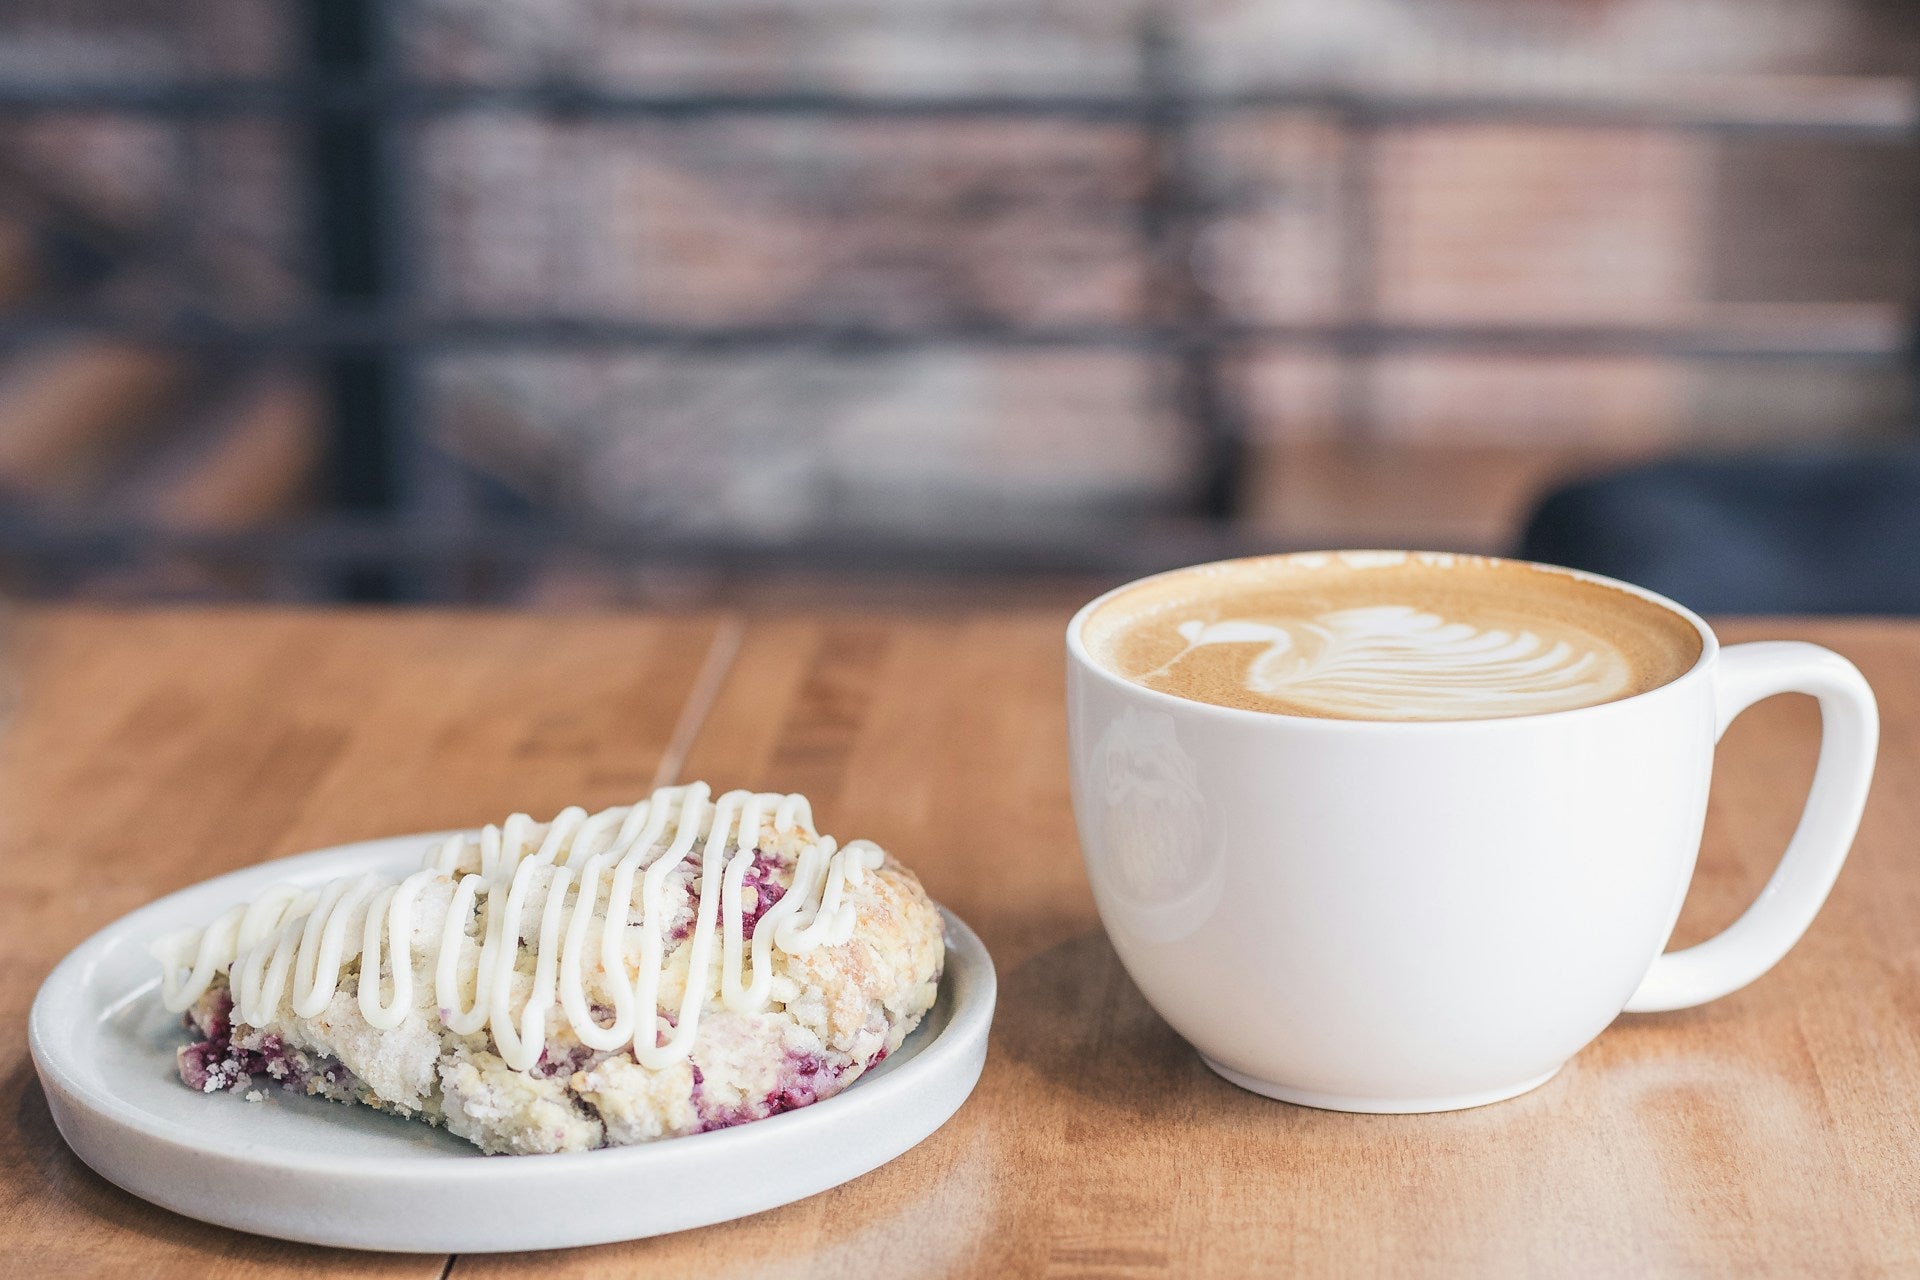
[151,783,946,1155]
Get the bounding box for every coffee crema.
[1081,552,1704,722]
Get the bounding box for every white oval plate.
[28,833,995,1254]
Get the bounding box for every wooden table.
[3,609,1916,1277]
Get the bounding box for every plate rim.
[29,830,996,1186]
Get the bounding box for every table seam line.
[651,612,746,790]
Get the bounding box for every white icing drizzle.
[153,783,886,1071]
[1164,604,1633,720]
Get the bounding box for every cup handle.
[1624,641,1878,1013]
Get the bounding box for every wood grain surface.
[2,609,1916,1278]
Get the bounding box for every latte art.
[1082,552,1704,722]
[1160,605,1632,720]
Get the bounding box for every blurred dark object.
[1520,448,1920,613]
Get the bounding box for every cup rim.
[1065,550,1719,731]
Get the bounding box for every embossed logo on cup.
[1086,705,1222,944]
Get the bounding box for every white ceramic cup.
[1066,553,1879,1113]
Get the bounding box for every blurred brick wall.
[422,118,1151,326]
[0,0,1915,561]
[403,0,1919,539]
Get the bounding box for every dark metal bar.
[0,82,1912,138]
[0,508,1293,580]
[306,0,402,600]
[0,311,1901,360]
[1912,157,1920,435]
[370,0,475,600]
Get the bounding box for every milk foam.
[1161,605,1630,720]
[1085,553,1703,722]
